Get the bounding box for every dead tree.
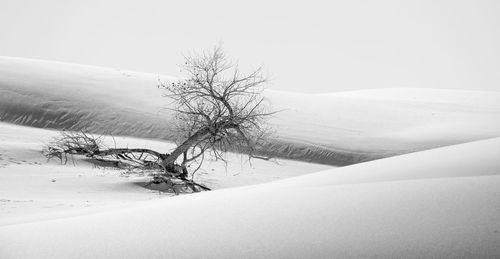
[158,45,274,175]
[43,130,211,193]
[43,46,273,193]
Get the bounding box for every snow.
[0,56,500,258]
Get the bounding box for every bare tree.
[44,46,273,193]
[158,45,273,174]
[44,130,210,192]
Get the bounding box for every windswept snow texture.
[1,138,500,258]
[1,56,500,166]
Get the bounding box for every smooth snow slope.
[1,138,499,258]
[1,56,500,165]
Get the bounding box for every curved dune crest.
[0,57,499,258]
[274,137,500,187]
[1,138,499,258]
[1,56,500,166]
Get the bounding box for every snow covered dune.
[1,56,500,166]
[1,138,499,258]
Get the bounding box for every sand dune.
[1,138,499,258]
[1,56,500,165]
[0,57,499,258]
[0,122,331,226]
[275,137,500,187]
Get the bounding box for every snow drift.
[1,56,500,165]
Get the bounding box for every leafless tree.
[44,46,273,193]
[158,45,274,174]
[44,130,210,192]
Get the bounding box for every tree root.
[44,140,211,194]
[145,175,211,194]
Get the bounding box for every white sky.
[1,0,499,93]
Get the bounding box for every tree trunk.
[92,148,166,159]
[162,127,211,166]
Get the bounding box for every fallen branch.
[43,131,211,194]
